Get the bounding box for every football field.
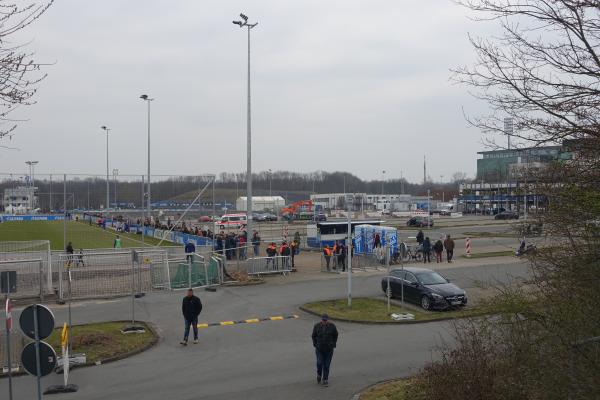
[0,220,167,250]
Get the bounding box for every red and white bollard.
[466,237,472,258]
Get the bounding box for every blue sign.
[1,215,65,222]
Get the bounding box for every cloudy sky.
[1,0,493,183]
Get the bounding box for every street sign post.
[19,304,56,400]
[5,290,14,400]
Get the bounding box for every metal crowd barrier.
[246,256,292,276]
[0,258,44,300]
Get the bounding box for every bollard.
[466,237,471,258]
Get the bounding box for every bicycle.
[399,242,424,262]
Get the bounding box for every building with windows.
[235,196,286,212]
[3,186,38,213]
[460,142,576,214]
[309,193,402,212]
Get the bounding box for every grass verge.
[301,297,489,323]
[461,250,515,259]
[360,379,415,400]
[46,321,157,364]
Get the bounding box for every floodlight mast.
[232,13,258,255]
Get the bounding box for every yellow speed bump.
[220,321,235,326]
[197,323,209,329]
[269,316,284,321]
[245,318,260,323]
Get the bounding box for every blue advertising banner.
[1,215,66,222]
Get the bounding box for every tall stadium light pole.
[100,126,110,210]
[140,95,154,225]
[25,161,38,210]
[233,13,258,245]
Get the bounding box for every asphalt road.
[2,261,529,400]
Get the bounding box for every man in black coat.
[180,288,203,345]
[311,314,338,386]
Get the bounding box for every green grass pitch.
[0,220,169,250]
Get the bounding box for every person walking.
[423,236,432,263]
[280,241,291,270]
[443,235,455,263]
[266,242,277,269]
[180,288,202,345]
[416,230,424,245]
[433,238,444,263]
[185,240,196,263]
[252,231,261,256]
[338,243,346,272]
[311,314,338,386]
[373,232,381,248]
[76,249,85,267]
[65,242,74,267]
[323,245,332,271]
[113,235,122,249]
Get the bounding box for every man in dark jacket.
[311,314,338,386]
[443,235,455,263]
[416,230,424,245]
[180,289,202,345]
[185,241,195,263]
[423,237,432,263]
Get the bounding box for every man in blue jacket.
[185,241,196,263]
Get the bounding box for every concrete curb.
[350,378,411,400]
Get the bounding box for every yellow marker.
[197,323,209,329]
[245,319,260,323]
[61,323,68,348]
[270,316,284,321]
[220,321,235,326]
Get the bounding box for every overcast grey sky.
[0,0,492,183]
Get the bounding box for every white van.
[218,213,247,230]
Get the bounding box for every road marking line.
[196,315,299,329]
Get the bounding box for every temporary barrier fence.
[246,256,292,276]
[0,330,25,375]
[0,258,44,299]
[0,240,52,293]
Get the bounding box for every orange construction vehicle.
[281,200,314,221]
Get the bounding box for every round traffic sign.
[21,341,57,377]
[19,304,55,340]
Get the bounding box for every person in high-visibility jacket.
[280,241,291,270]
[323,245,332,271]
[266,242,277,269]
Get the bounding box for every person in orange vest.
[280,241,291,270]
[266,242,277,269]
[323,245,332,271]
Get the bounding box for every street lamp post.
[140,95,154,226]
[233,13,258,246]
[100,126,110,210]
[268,169,272,197]
[113,169,119,209]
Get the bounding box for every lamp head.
[240,13,248,21]
[140,94,148,100]
[232,20,242,26]
[101,126,107,130]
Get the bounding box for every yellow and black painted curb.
[197,315,299,329]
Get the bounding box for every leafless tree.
[453,0,600,148]
[0,1,53,140]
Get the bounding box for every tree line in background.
[0,170,468,211]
